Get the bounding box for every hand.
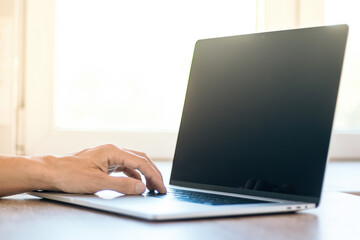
[37,144,167,195]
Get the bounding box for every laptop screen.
[170,25,348,204]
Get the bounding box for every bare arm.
[0,144,166,197]
[0,155,51,197]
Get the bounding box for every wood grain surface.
[1,192,360,240]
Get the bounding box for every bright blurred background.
[0,0,359,160]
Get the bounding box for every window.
[324,0,360,131]
[22,0,360,160]
[322,0,360,159]
[24,0,257,158]
[55,0,256,132]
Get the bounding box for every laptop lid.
[170,25,348,205]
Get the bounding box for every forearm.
[0,155,53,197]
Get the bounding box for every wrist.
[27,155,58,191]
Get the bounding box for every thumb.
[104,176,146,195]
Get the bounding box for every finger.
[101,145,166,193]
[119,151,166,193]
[121,149,161,191]
[122,167,142,181]
[109,165,142,181]
[103,175,146,195]
[122,148,163,180]
[146,181,157,192]
[121,149,159,191]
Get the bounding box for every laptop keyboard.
[147,188,269,206]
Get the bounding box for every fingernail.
[135,182,145,194]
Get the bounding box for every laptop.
[29,24,348,221]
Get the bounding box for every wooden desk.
[1,192,360,240]
[1,162,360,240]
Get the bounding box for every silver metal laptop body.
[29,25,348,221]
